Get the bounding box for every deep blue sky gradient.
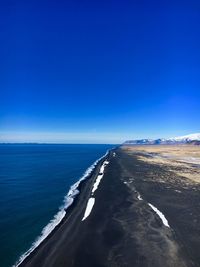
[1,0,200,143]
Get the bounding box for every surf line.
[81,160,109,221]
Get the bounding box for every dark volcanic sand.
[19,148,200,267]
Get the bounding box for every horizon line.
[0,142,120,145]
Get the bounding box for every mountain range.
[124,133,200,145]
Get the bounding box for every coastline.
[16,146,200,267]
[14,149,111,267]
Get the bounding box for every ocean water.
[0,144,113,267]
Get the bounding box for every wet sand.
[19,146,200,267]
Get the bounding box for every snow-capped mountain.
[124,133,200,145]
[169,133,200,142]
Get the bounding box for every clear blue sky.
[1,0,200,143]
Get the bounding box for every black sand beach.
[19,147,200,267]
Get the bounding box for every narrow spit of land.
[19,146,200,267]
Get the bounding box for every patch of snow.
[148,203,170,228]
[99,164,105,173]
[92,174,103,194]
[179,157,200,165]
[137,193,143,200]
[175,190,182,193]
[92,160,109,194]
[82,198,95,221]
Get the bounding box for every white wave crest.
[13,150,109,267]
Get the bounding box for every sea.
[0,144,113,267]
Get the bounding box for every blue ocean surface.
[0,144,113,267]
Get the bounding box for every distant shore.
[18,146,200,267]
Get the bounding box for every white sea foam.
[148,203,170,228]
[81,197,95,221]
[13,150,109,267]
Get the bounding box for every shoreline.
[14,149,111,267]
[15,146,200,267]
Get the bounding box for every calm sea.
[0,144,113,267]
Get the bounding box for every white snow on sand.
[137,193,143,200]
[82,160,109,221]
[92,174,104,193]
[99,160,109,173]
[92,160,109,194]
[148,203,170,228]
[82,198,95,221]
